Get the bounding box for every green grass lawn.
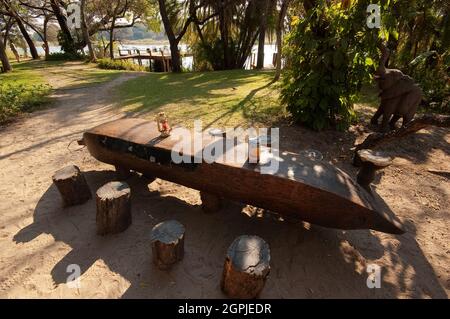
[1,60,48,86]
[117,69,286,128]
[1,59,123,88]
[0,60,122,124]
[1,59,381,128]
[39,60,123,89]
[0,61,52,124]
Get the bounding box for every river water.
[30,43,278,71]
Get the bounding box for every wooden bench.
[81,118,405,234]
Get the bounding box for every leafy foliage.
[0,82,51,124]
[409,51,450,114]
[46,52,84,61]
[97,58,147,71]
[281,1,386,130]
[191,39,238,71]
[57,30,83,55]
[387,0,450,113]
[185,0,271,70]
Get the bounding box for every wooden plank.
[87,118,217,159]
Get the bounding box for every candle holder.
[156,112,172,138]
[248,135,271,164]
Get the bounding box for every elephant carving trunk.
[370,42,423,132]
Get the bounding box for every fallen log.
[427,169,450,179]
[354,114,450,166]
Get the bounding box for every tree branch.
[353,114,450,165]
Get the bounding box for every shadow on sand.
[13,170,447,298]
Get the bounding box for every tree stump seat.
[150,220,185,270]
[356,149,393,193]
[96,181,131,235]
[221,235,270,299]
[52,165,92,206]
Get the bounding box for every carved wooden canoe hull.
[82,118,405,234]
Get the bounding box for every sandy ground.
[0,62,448,298]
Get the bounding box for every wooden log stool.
[200,191,222,213]
[96,181,132,235]
[221,235,270,299]
[52,165,92,206]
[356,149,393,193]
[150,220,185,270]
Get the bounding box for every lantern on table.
[248,135,272,164]
[156,112,172,137]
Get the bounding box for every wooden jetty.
[114,48,192,72]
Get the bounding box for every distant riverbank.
[16,40,279,70]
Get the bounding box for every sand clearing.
[0,62,448,298]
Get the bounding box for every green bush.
[408,51,450,114]
[57,30,84,55]
[281,2,382,131]
[0,83,51,124]
[46,52,84,61]
[97,58,147,71]
[191,39,231,71]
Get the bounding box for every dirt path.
[0,63,448,298]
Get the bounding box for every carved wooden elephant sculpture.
[370,44,423,132]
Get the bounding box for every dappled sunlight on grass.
[1,60,47,86]
[1,60,123,90]
[0,60,124,124]
[116,69,286,128]
[42,61,123,89]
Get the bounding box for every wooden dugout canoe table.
[81,118,405,234]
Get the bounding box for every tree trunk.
[9,42,20,62]
[169,41,182,72]
[158,0,182,72]
[50,0,75,52]
[274,0,290,82]
[109,17,116,59]
[15,17,39,60]
[43,17,50,59]
[256,0,269,69]
[80,0,96,61]
[0,36,12,72]
[218,4,230,69]
[238,30,259,69]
